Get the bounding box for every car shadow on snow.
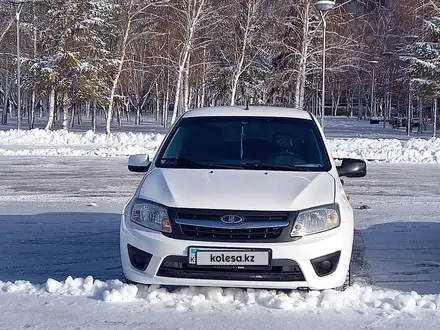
[355,221,440,295]
[0,212,122,284]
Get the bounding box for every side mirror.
[128,154,151,173]
[337,158,366,178]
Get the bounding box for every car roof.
[181,106,313,120]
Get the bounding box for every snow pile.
[136,283,440,313]
[2,276,440,313]
[328,138,440,163]
[0,146,160,157]
[0,276,138,302]
[0,129,164,158]
[0,128,163,147]
[3,128,440,163]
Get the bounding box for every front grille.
[176,210,288,222]
[157,256,305,282]
[170,208,291,242]
[180,224,283,240]
[165,208,297,243]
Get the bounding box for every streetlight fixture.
[314,0,335,129]
[9,0,30,130]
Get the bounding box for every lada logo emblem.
[220,215,244,224]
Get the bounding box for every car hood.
[137,168,336,211]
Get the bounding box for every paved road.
[1,157,440,294]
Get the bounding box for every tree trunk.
[106,4,133,135]
[230,2,253,106]
[29,91,35,129]
[54,91,59,122]
[1,83,11,125]
[62,92,69,130]
[434,98,437,138]
[170,0,206,125]
[184,53,191,112]
[231,72,241,106]
[45,88,55,131]
[201,47,206,108]
[77,104,81,125]
[163,67,170,127]
[418,97,423,134]
[155,81,161,122]
[91,100,97,132]
[294,3,311,110]
[136,102,141,125]
[39,99,43,118]
[171,40,192,124]
[334,91,341,116]
[117,105,122,126]
[69,104,75,128]
[349,90,353,117]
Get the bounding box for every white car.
[120,106,366,291]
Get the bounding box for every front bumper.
[120,216,354,291]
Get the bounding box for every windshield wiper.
[241,162,311,171]
[160,158,243,169]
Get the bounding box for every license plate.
[188,247,270,267]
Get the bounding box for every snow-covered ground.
[1,157,440,329]
[1,117,440,163]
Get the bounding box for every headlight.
[130,199,172,233]
[291,205,340,237]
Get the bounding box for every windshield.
[155,116,332,171]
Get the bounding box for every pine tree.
[405,16,440,98]
[28,0,115,130]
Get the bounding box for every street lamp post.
[9,0,29,130]
[314,0,335,130]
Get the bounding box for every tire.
[121,272,138,285]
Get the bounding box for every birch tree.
[168,0,218,125]
[106,0,168,134]
[224,0,268,106]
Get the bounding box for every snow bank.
[0,276,138,302]
[328,138,440,163]
[0,129,164,158]
[0,128,163,147]
[1,276,440,313]
[3,128,440,163]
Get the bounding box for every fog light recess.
[311,251,341,277]
[128,244,153,271]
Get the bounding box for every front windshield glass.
[156,116,331,171]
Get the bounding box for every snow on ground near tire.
[2,128,440,163]
[1,276,440,313]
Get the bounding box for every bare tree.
[106,0,168,135]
